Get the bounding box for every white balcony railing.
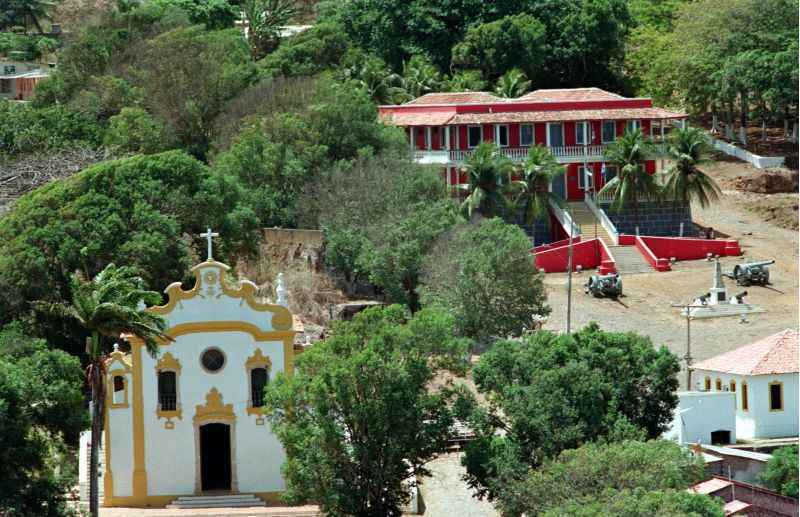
[415,143,667,166]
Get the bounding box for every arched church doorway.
[199,423,232,491]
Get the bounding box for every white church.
[81,231,300,508]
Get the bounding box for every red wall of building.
[533,238,616,274]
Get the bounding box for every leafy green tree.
[38,265,170,517]
[597,129,660,220]
[104,107,176,155]
[67,75,144,123]
[330,0,498,71]
[494,69,531,99]
[511,145,565,241]
[421,218,550,342]
[452,15,545,83]
[758,445,798,498]
[0,100,101,157]
[259,22,351,78]
[0,0,57,33]
[627,0,797,123]
[0,151,258,356]
[443,70,487,92]
[0,322,88,517]
[460,142,514,219]
[310,152,457,305]
[243,0,298,59]
[543,488,724,517]
[497,440,712,516]
[264,305,469,516]
[663,127,721,208]
[148,0,238,29]
[461,324,680,499]
[128,26,255,159]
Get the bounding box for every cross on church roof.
[199,228,219,261]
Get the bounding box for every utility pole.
[672,303,700,390]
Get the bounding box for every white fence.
[710,138,785,169]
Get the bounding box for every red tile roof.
[519,87,625,102]
[692,329,799,376]
[448,107,685,124]
[404,91,502,105]
[379,110,455,126]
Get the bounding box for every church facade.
[102,256,297,507]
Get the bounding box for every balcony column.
[425,127,432,150]
[444,126,450,150]
[409,127,415,151]
[660,121,666,171]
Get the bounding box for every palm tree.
[511,146,566,242]
[397,55,442,100]
[460,142,514,219]
[38,264,171,517]
[494,68,531,99]
[597,129,660,225]
[663,126,722,208]
[345,57,404,105]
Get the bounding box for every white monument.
[97,230,299,508]
[682,260,764,319]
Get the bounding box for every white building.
[97,241,299,507]
[0,61,49,100]
[668,329,798,445]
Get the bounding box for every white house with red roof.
[691,329,798,440]
[378,87,687,202]
[669,330,799,445]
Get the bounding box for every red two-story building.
[378,88,687,201]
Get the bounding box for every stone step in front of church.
[166,494,267,508]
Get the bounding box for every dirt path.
[542,159,798,389]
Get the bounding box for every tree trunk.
[89,333,105,517]
[739,91,748,144]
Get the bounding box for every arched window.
[251,368,268,408]
[112,375,126,405]
[704,377,711,391]
[715,378,722,391]
[730,380,736,392]
[158,371,177,411]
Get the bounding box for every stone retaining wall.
[600,200,693,237]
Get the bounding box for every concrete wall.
[600,200,693,237]
[666,391,737,445]
[712,138,786,169]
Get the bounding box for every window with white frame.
[626,120,641,133]
[547,123,563,147]
[602,120,616,143]
[467,126,482,148]
[575,121,589,145]
[520,124,534,146]
[495,125,509,147]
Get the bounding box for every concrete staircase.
[609,245,652,274]
[166,494,267,509]
[567,201,615,247]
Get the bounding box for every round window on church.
[200,348,226,373]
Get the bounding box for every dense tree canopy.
[496,440,720,517]
[758,445,799,498]
[421,218,549,342]
[0,151,257,356]
[264,305,469,516]
[627,0,798,124]
[461,324,680,499]
[0,322,87,517]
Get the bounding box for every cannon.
[730,291,748,304]
[725,260,775,286]
[584,273,622,298]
